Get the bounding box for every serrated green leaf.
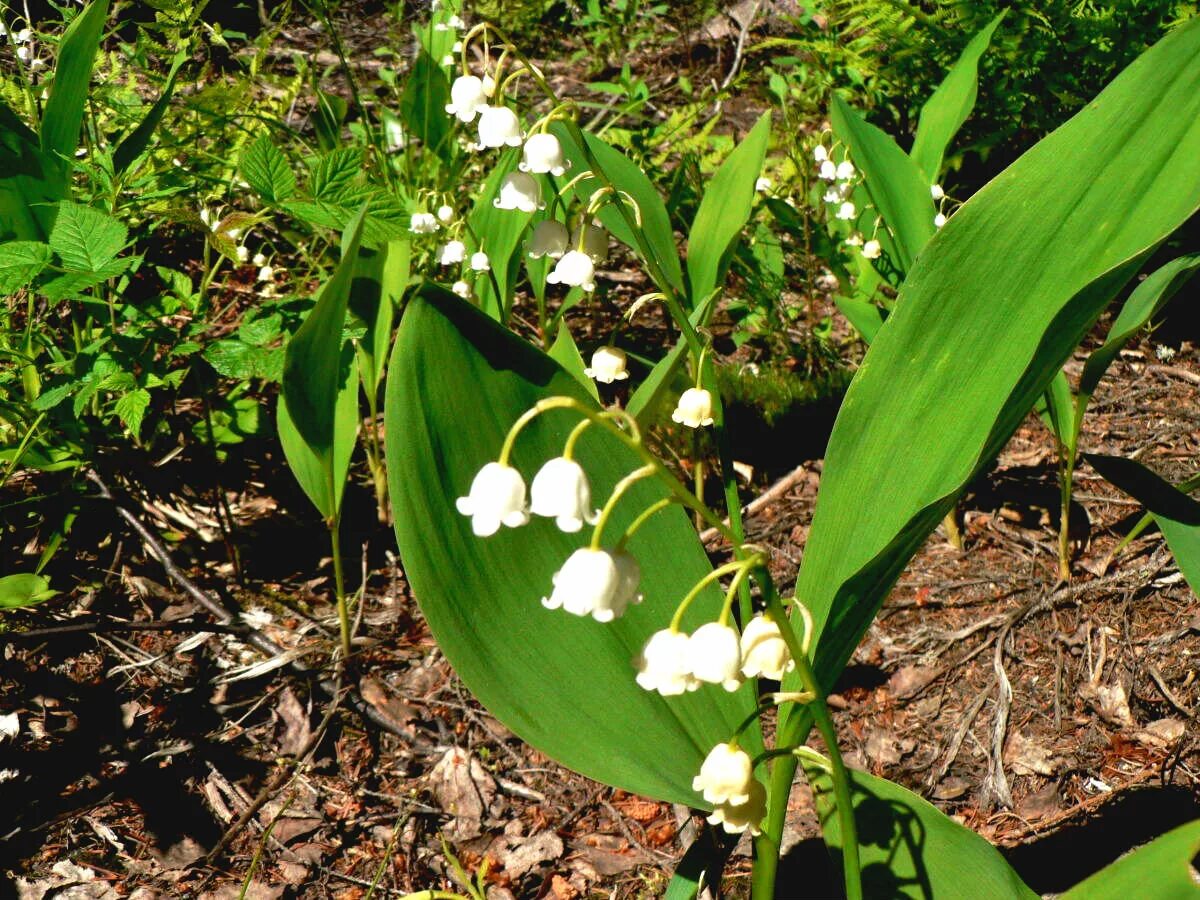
[384,286,760,806]
[238,313,283,347]
[114,388,150,438]
[241,136,297,204]
[48,202,127,274]
[0,241,51,292]
[310,148,364,203]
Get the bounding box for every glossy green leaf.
[1079,254,1200,402]
[687,112,771,303]
[552,121,686,299]
[1035,369,1073,442]
[0,573,58,609]
[400,52,450,159]
[113,49,186,175]
[1084,454,1200,595]
[548,322,599,402]
[626,291,719,426]
[468,148,531,321]
[795,20,1200,700]
[910,14,1004,180]
[349,239,407,401]
[0,104,62,240]
[240,136,297,205]
[40,0,110,165]
[1061,819,1200,899]
[806,764,1037,899]
[278,348,360,521]
[831,94,935,275]
[384,287,759,806]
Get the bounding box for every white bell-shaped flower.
[235,245,249,263]
[755,176,771,192]
[836,201,857,221]
[252,251,267,267]
[520,133,568,176]
[542,548,641,622]
[528,220,569,259]
[635,629,700,696]
[476,105,523,149]
[546,250,596,292]
[384,118,405,152]
[529,457,597,532]
[257,265,274,282]
[437,204,455,224]
[692,742,754,805]
[15,28,31,43]
[452,280,470,298]
[455,462,529,536]
[572,222,608,263]
[813,144,828,163]
[410,212,439,234]
[439,240,467,266]
[739,614,795,680]
[470,251,491,272]
[836,159,855,180]
[494,171,542,213]
[818,159,837,181]
[584,346,629,384]
[671,387,714,428]
[708,779,766,835]
[445,75,489,123]
[930,183,945,200]
[688,622,743,691]
[861,239,882,260]
[934,212,947,228]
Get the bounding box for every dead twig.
[700,463,813,544]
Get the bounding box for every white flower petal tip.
[527,220,569,259]
[739,615,795,681]
[542,548,642,622]
[456,462,528,536]
[519,133,568,176]
[476,105,524,149]
[688,622,743,691]
[584,346,629,384]
[494,172,543,213]
[546,250,595,291]
[707,778,766,835]
[530,457,598,533]
[692,743,755,806]
[671,387,714,429]
[635,629,700,696]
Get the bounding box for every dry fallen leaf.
[1004,728,1062,777]
[274,687,312,757]
[499,830,564,878]
[1079,681,1134,727]
[428,747,497,840]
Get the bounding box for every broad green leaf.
[310,148,365,203]
[384,287,759,806]
[0,104,63,240]
[552,121,686,300]
[831,94,935,275]
[794,20,1200,704]
[548,322,600,402]
[627,292,719,426]
[1084,454,1200,595]
[40,0,110,165]
[1079,254,1200,402]
[0,573,58,609]
[0,241,52,292]
[48,202,127,274]
[686,112,771,303]
[278,348,360,521]
[113,49,187,175]
[834,293,885,344]
[349,239,408,402]
[241,136,297,204]
[1061,819,1200,899]
[468,148,531,321]
[1035,369,1073,443]
[806,764,1037,899]
[910,14,1005,180]
[399,52,450,159]
[281,205,367,458]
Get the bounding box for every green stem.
[329,517,351,659]
[943,507,963,550]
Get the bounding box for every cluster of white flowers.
[6,24,44,71]
[693,743,767,835]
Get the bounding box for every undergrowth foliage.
[1,0,1199,897]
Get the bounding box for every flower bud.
[813,144,828,163]
[692,742,754,805]
[934,212,947,228]
[252,251,268,268]
[445,74,489,123]
[584,346,629,384]
[635,629,700,696]
[546,250,595,292]
[542,547,641,622]
[739,615,795,680]
[452,280,470,298]
[494,171,542,213]
[530,457,597,532]
[235,245,249,263]
[439,240,467,266]
[520,133,568,176]
[455,462,528,536]
[257,265,274,282]
[930,183,945,201]
[385,118,406,152]
[437,204,455,224]
[476,105,523,149]
[688,622,743,691]
[671,387,713,428]
[528,220,569,259]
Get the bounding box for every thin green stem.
[330,518,352,660]
[590,465,654,549]
[669,558,759,632]
[615,497,676,551]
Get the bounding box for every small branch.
[1,619,247,642]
